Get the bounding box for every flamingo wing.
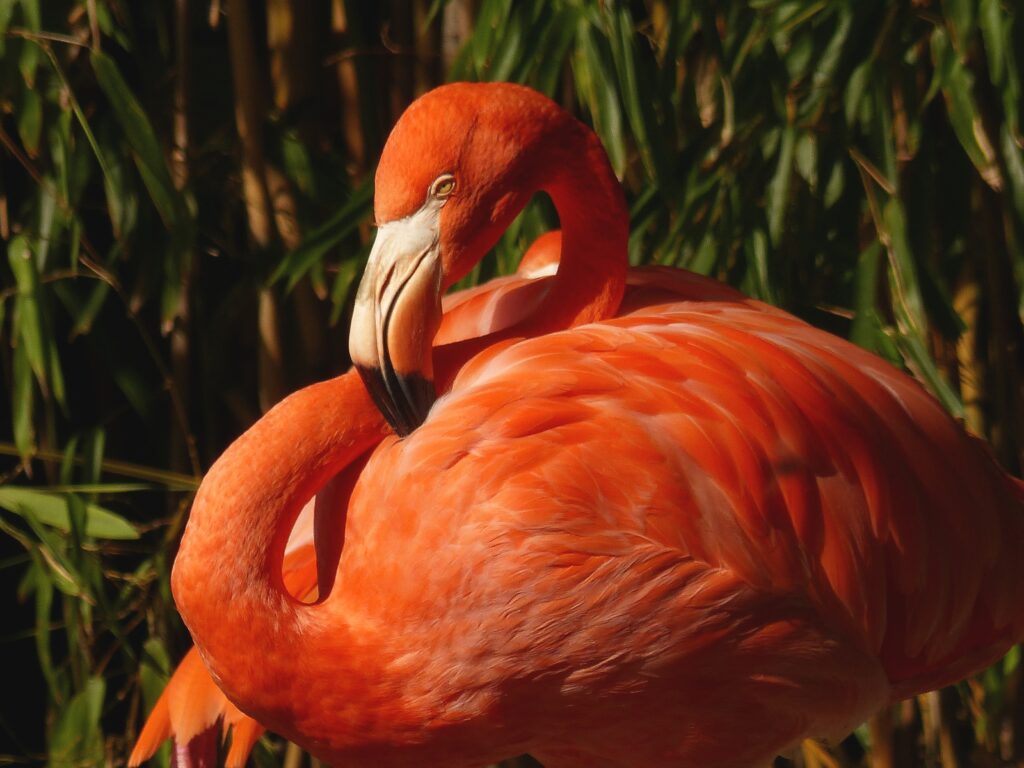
[336,276,1023,765]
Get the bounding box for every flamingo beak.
[349,202,444,437]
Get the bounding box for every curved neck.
[436,121,629,388]
[535,121,629,329]
[172,372,387,725]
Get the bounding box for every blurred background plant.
[0,0,1022,765]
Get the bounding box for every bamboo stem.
[226,0,288,411]
[169,0,194,482]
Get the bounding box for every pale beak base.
[349,200,445,436]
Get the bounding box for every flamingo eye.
[430,174,456,199]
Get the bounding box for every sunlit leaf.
[47,677,105,768]
[0,487,139,540]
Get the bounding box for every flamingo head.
[349,82,571,436]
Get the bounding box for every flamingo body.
[138,83,1024,768]
[312,270,1023,766]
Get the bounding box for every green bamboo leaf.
[10,508,85,597]
[844,60,872,125]
[940,0,976,53]
[604,6,673,194]
[850,240,883,350]
[485,2,526,81]
[12,342,35,458]
[36,177,59,269]
[16,0,40,85]
[0,487,139,540]
[8,235,46,384]
[83,428,105,486]
[574,18,626,175]
[33,483,155,494]
[29,552,62,701]
[742,227,777,304]
[823,159,845,209]
[67,280,112,338]
[139,637,171,709]
[978,0,1005,83]
[794,132,817,191]
[1002,126,1024,225]
[281,129,316,197]
[99,136,134,238]
[48,677,105,768]
[16,87,42,155]
[271,182,373,289]
[533,8,578,95]
[806,6,853,110]
[892,328,965,417]
[0,0,15,55]
[929,28,998,182]
[90,51,183,231]
[329,247,368,326]
[46,322,67,410]
[0,442,199,490]
[882,197,927,341]
[767,124,796,246]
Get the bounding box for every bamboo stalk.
[937,687,961,768]
[226,0,287,411]
[226,0,274,250]
[412,0,440,96]
[387,0,415,122]
[441,0,474,73]
[332,0,367,178]
[953,267,986,435]
[266,0,328,383]
[169,0,194,482]
[283,741,303,768]
[868,711,895,768]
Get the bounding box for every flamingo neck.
[532,120,628,329]
[436,120,628,387]
[171,372,386,729]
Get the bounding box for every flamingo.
[133,82,1024,768]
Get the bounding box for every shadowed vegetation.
[0,1,1021,765]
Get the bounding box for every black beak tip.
[355,364,436,438]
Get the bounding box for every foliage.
[0,0,1021,765]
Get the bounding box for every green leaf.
[0,487,139,540]
[16,0,40,85]
[271,182,373,289]
[329,247,368,326]
[892,327,964,417]
[139,637,171,710]
[11,507,86,597]
[767,124,796,246]
[930,28,997,182]
[47,677,105,768]
[574,18,627,175]
[882,197,927,341]
[91,51,184,232]
[8,235,47,388]
[12,341,35,458]
[850,240,883,350]
[940,0,976,54]
[978,0,1005,83]
[16,87,42,155]
[29,552,62,701]
[0,0,16,55]
[604,5,675,198]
